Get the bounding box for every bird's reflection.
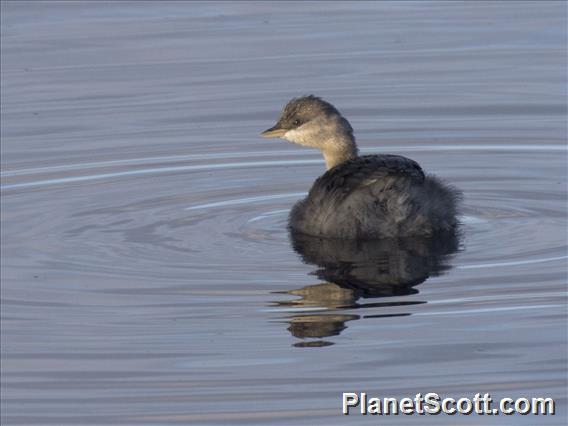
[274,230,460,347]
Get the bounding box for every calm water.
[1,1,567,424]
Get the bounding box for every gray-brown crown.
[276,95,344,130]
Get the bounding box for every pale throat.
[284,128,358,170]
[322,139,358,170]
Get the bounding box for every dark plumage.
[261,96,462,239]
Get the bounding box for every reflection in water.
[276,231,460,347]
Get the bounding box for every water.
[1,1,566,424]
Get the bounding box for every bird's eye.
[293,119,302,127]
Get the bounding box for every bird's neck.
[322,135,358,170]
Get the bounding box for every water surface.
[1,1,567,424]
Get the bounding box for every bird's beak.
[260,125,287,138]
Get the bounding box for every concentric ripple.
[2,145,566,289]
[2,1,567,423]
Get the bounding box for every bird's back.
[310,155,425,201]
[290,155,460,238]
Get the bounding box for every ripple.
[0,160,320,190]
[3,144,565,190]
[2,145,565,289]
[457,255,568,270]
[185,193,305,211]
[248,209,291,223]
[2,1,567,421]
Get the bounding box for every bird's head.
[260,95,354,151]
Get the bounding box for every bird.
[261,95,462,239]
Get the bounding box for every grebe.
[261,95,461,238]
